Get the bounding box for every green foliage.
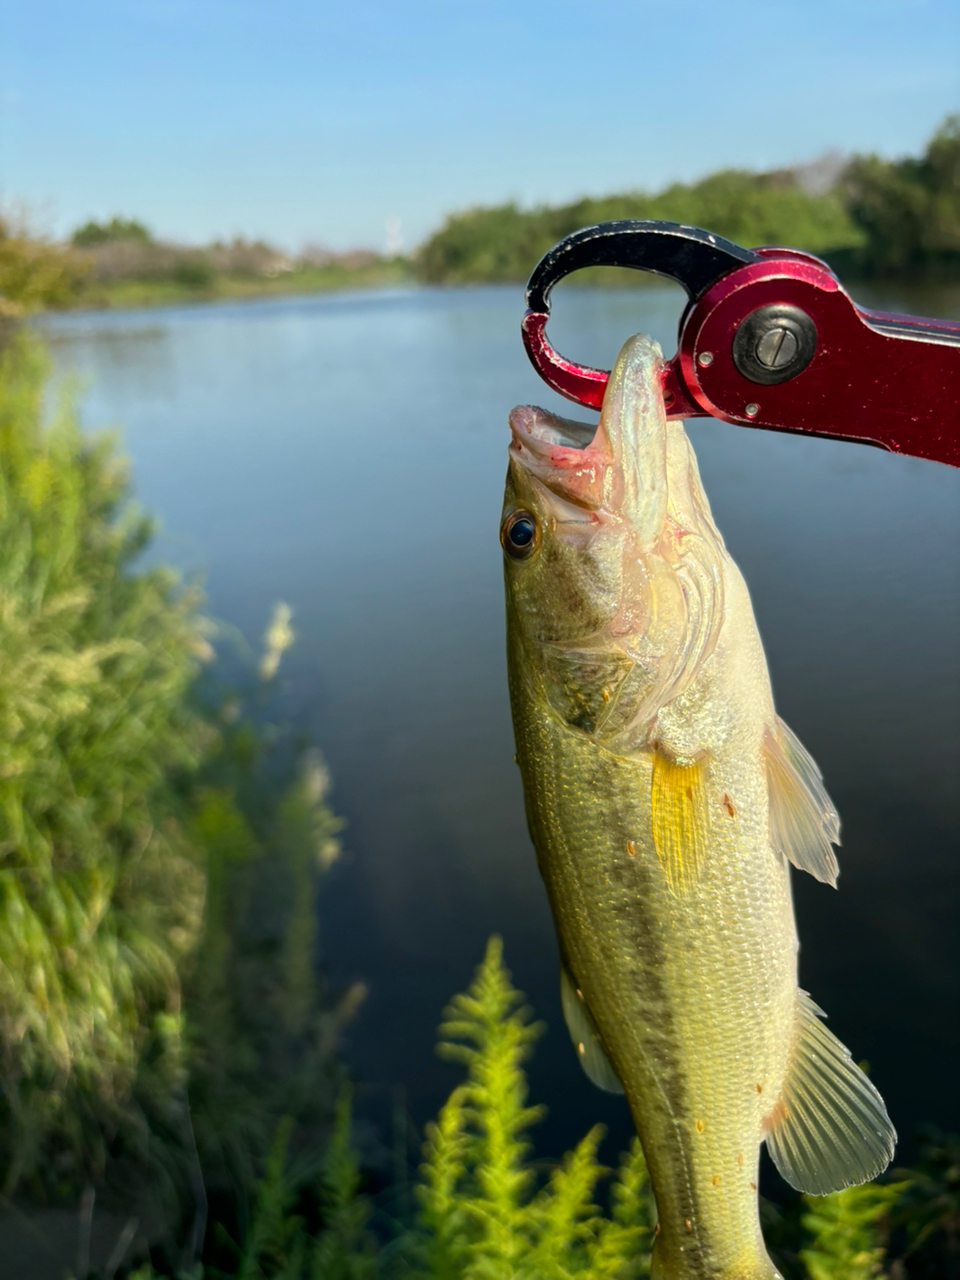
[196,1092,376,1280]
[52,927,960,1279]
[185,710,363,1239]
[843,114,960,275]
[0,216,89,316]
[411,937,654,1279]
[173,258,216,290]
[66,232,408,311]
[418,114,960,284]
[0,333,211,1193]
[590,1140,657,1279]
[310,1089,378,1280]
[72,217,154,247]
[892,1126,960,1267]
[163,607,364,1273]
[800,1182,906,1280]
[415,168,860,285]
[0,337,357,1279]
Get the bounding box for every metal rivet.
[697,351,714,367]
[745,403,760,418]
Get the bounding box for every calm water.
[38,281,960,1172]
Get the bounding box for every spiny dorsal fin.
[651,748,709,894]
[764,991,896,1195]
[764,718,840,887]
[560,965,624,1094]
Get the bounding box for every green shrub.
[0,332,212,1192]
[843,114,960,275]
[417,114,960,284]
[0,330,360,1255]
[415,169,860,285]
[410,937,655,1279]
[891,1126,960,1271]
[0,217,89,317]
[185,714,364,1254]
[71,217,153,247]
[800,1183,906,1280]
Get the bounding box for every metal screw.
[755,327,799,368]
[745,403,760,418]
[732,305,818,386]
[697,351,714,367]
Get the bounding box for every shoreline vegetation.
[1,115,958,320]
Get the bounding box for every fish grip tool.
[522,220,960,467]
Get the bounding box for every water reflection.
[38,283,960,1168]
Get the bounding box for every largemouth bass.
[501,334,895,1280]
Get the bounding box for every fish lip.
[508,404,599,453]
[509,404,611,510]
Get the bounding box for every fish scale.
[502,334,895,1279]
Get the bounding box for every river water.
[39,280,960,1174]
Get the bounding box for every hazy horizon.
[2,0,958,254]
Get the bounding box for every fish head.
[502,333,724,748]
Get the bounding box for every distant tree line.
[1,115,957,317]
[0,215,402,314]
[415,115,960,285]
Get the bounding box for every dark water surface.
[39,282,960,1172]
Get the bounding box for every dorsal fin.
[560,965,624,1094]
[764,991,896,1195]
[651,748,709,895]
[764,718,840,887]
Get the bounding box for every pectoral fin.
[560,966,624,1094]
[764,991,896,1195]
[651,748,709,894]
[764,718,840,887]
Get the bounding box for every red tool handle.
[675,251,960,466]
[522,225,960,467]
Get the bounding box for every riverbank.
[71,256,414,311]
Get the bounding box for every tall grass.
[0,332,210,1194]
[0,335,356,1276]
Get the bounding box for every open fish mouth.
[508,404,599,453]
[508,404,612,511]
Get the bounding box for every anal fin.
[764,991,896,1195]
[560,966,624,1094]
[764,718,840,887]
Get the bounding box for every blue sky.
[1,0,957,252]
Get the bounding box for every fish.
[501,333,895,1280]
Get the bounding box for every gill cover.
[504,335,724,753]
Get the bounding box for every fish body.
[501,335,895,1280]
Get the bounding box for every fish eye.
[501,510,539,560]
